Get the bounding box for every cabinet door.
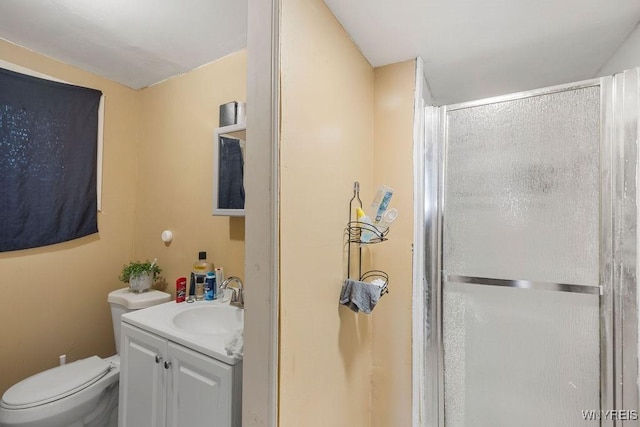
[119,323,167,427]
[166,342,234,427]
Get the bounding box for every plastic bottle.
[195,275,205,301]
[193,251,215,301]
[356,207,376,243]
[370,185,394,223]
[204,272,216,301]
[376,208,398,233]
[215,267,225,300]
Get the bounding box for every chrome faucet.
[221,276,244,309]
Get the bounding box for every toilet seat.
[1,356,112,410]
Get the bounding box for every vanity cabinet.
[119,323,241,427]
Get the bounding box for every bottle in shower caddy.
[193,251,214,301]
[356,207,376,243]
[376,208,398,233]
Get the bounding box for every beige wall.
[135,51,247,292]
[0,9,415,425]
[0,42,247,396]
[0,39,140,395]
[279,0,417,423]
[371,60,416,427]
[279,0,376,425]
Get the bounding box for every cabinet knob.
[164,360,172,369]
[155,355,162,364]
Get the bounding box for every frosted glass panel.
[444,87,600,285]
[443,282,600,427]
[442,87,602,426]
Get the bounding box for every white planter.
[129,272,153,293]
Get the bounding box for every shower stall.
[421,69,640,426]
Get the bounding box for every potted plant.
[119,259,162,293]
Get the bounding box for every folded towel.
[339,278,381,314]
[225,328,244,360]
[369,278,386,288]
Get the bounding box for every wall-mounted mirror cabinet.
[213,123,246,216]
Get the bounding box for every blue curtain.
[0,68,102,251]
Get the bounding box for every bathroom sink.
[121,299,244,365]
[170,304,243,335]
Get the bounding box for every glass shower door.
[442,86,602,426]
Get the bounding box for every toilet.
[0,288,170,427]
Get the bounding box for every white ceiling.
[0,0,638,104]
[324,0,640,105]
[0,0,247,90]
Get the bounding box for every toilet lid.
[1,356,112,409]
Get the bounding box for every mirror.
[213,124,246,216]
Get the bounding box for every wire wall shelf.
[346,221,389,245]
[345,181,390,297]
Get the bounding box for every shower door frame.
[419,70,639,427]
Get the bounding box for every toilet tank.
[107,288,171,354]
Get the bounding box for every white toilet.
[0,288,170,427]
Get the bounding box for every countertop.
[121,299,244,366]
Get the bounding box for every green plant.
[118,260,162,283]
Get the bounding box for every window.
[0,67,102,251]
